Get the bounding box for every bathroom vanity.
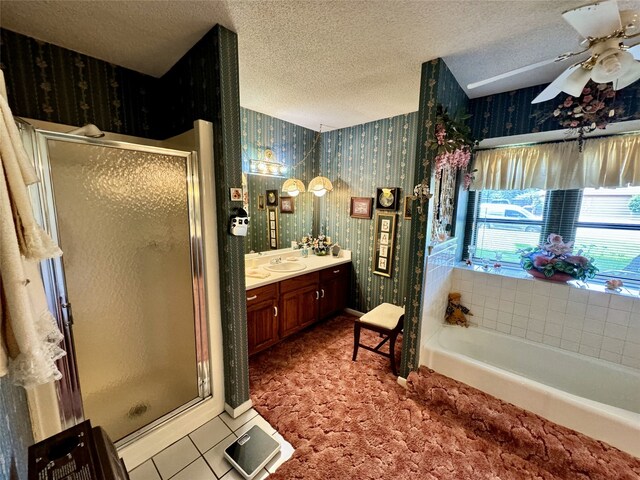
[245,251,351,355]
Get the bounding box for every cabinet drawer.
[320,264,350,282]
[246,283,278,305]
[280,271,319,294]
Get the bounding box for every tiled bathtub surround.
[451,267,640,370]
[418,239,458,366]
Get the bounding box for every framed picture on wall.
[375,187,400,211]
[350,197,373,219]
[280,196,294,213]
[403,196,413,219]
[230,188,243,201]
[373,212,397,277]
[257,194,265,211]
[267,207,278,249]
[266,189,278,207]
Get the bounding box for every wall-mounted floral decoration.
[534,81,629,150]
[427,106,479,242]
[430,106,479,189]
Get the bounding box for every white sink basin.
[263,262,307,273]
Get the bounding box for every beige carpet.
[249,315,640,479]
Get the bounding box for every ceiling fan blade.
[613,61,640,89]
[532,64,591,103]
[467,50,586,89]
[562,0,621,39]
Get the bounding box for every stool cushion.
[358,303,404,330]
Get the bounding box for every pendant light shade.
[282,178,306,197]
[308,176,333,197]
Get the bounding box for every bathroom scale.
[224,425,281,479]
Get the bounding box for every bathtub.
[422,325,640,458]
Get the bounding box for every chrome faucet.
[270,257,282,264]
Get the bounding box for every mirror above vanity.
[243,172,316,253]
[241,109,321,254]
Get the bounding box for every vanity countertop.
[245,250,352,290]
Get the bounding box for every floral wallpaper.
[0,28,159,138]
[241,108,317,253]
[0,377,32,480]
[319,113,417,312]
[469,81,640,139]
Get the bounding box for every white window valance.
[470,133,640,191]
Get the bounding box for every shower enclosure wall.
[21,124,212,448]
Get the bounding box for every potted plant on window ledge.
[519,234,598,283]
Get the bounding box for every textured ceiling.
[1,0,637,131]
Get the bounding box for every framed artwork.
[230,187,242,201]
[266,189,278,207]
[267,208,278,249]
[403,196,413,220]
[373,212,397,277]
[375,187,400,211]
[280,196,294,213]
[257,194,265,211]
[350,197,373,219]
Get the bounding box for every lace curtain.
[0,69,65,388]
[470,133,640,191]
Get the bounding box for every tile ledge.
[427,237,457,256]
[454,262,640,300]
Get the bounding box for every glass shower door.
[35,134,208,442]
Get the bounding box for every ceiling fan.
[467,0,640,104]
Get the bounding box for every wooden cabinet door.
[246,284,278,356]
[298,284,320,329]
[247,298,278,355]
[319,265,350,318]
[280,284,319,336]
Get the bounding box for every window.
[469,189,545,264]
[464,186,640,285]
[574,187,640,283]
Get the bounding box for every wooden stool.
[352,303,405,376]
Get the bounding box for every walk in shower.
[22,126,210,445]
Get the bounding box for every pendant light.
[282,178,305,197]
[307,175,333,197]
[282,124,333,197]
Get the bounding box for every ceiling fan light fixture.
[591,50,635,83]
[282,178,305,197]
[308,176,333,197]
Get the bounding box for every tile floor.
[128,408,294,480]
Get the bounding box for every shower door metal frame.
[27,128,211,446]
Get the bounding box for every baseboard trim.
[225,399,253,418]
[344,307,364,317]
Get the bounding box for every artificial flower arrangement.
[519,234,598,282]
[429,106,479,190]
[298,234,332,256]
[534,81,630,149]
